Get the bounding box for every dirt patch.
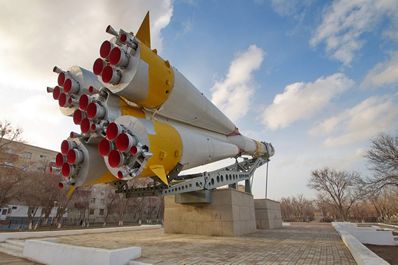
[365,244,398,265]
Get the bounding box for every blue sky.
[0,0,398,200]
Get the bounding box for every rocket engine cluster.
[47,12,274,195]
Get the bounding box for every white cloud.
[311,96,398,147]
[211,45,264,122]
[361,52,398,89]
[262,73,354,130]
[0,0,173,150]
[310,0,398,65]
[270,0,313,19]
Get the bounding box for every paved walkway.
[0,252,40,265]
[58,223,356,265]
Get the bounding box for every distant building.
[0,139,57,172]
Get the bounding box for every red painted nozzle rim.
[58,182,64,189]
[106,122,122,140]
[61,163,71,177]
[108,150,123,168]
[73,109,85,125]
[61,140,76,155]
[130,146,138,156]
[88,86,97,94]
[101,65,121,84]
[120,33,127,43]
[79,94,90,110]
[117,170,124,179]
[67,149,82,164]
[90,123,97,131]
[80,118,91,134]
[58,72,65,86]
[55,153,65,167]
[53,86,61,100]
[98,138,112,157]
[109,47,122,65]
[63,79,72,93]
[115,133,135,152]
[87,102,105,119]
[100,40,112,58]
[93,58,105,75]
[58,93,68,107]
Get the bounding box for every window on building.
[90,198,96,204]
[99,209,104,216]
[20,152,32,160]
[2,209,8,215]
[89,209,95,215]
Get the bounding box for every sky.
[0,0,398,200]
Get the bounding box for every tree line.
[281,133,398,223]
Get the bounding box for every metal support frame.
[114,156,269,198]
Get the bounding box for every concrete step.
[0,245,23,258]
[0,242,23,252]
[5,239,25,248]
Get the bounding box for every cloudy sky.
[1,0,398,200]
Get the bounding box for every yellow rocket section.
[139,120,183,184]
[134,12,175,109]
[136,12,151,48]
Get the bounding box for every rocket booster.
[47,12,274,190]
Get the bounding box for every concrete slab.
[0,225,161,242]
[23,239,141,265]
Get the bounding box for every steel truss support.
[113,156,269,198]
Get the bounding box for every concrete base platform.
[254,199,282,229]
[164,189,256,236]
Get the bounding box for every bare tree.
[308,168,364,221]
[366,134,398,191]
[280,195,315,222]
[0,121,23,152]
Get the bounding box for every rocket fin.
[67,186,76,199]
[136,12,151,48]
[149,164,168,185]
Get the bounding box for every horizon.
[0,0,397,200]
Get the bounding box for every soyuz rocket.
[47,12,274,195]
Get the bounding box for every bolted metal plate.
[175,190,212,204]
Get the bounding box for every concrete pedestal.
[164,189,256,236]
[254,199,282,229]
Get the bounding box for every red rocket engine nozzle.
[108,150,124,168]
[93,58,106,76]
[100,40,114,58]
[101,66,121,84]
[55,153,66,167]
[80,118,91,134]
[61,163,76,177]
[61,140,77,155]
[73,109,86,125]
[87,102,106,120]
[67,148,84,164]
[106,122,123,141]
[52,86,62,100]
[109,47,129,67]
[79,94,91,110]
[98,138,113,157]
[64,78,80,94]
[115,132,137,152]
